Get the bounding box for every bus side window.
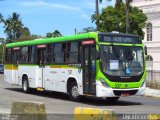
[5,49,12,64]
[69,42,79,63]
[21,47,28,64]
[45,44,53,64]
[55,43,64,63]
[13,48,20,65]
[28,46,32,63]
[52,44,55,63]
[65,42,71,63]
[28,46,35,63]
[31,46,36,63]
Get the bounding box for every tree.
[92,4,147,39]
[0,13,3,23]
[45,30,62,38]
[0,38,5,44]
[0,12,24,42]
[0,44,3,63]
[0,13,36,43]
[15,27,31,41]
[95,0,111,30]
[115,0,133,33]
[53,30,62,37]
[31,34,43,39]
[5,12,23,41]
[0,38,5,64]
[95,0,133,33]
[125,0,133,33]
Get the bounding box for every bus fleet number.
[115,83,121,88]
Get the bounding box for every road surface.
[0,74,160,119]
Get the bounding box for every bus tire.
[22,77,30,93]
[69,82,81,102]
[105,97,119,103]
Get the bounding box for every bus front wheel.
[69,82,81,102]
[22,77,30,93]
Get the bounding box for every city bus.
[4,32,147,102]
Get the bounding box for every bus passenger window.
[46,45,53,64]
[69,42,78,63]
[21,47,28,63]
[5,49,12,63]
[55,43,64,63]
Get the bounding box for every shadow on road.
[4,87,142,106]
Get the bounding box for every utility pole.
[74,28,77,35]
[95,0,99,31]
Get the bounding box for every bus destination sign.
[99,35,142,44]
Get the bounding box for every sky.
[0,0,114,38]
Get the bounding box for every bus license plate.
[121,93,130,96]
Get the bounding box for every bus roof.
[6,32,98,48]
[6,32,141,48]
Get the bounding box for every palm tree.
[96,0,133,33]
[115,0,133,33]
[46,30,62,38]
[46,33,53,38]
[96,0,111,15]
[4,12,23,41]
[95,0,111,30]
[125,0,133,34]
[53,30,62,37]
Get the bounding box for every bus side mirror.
[145,55,149,61]
[96,51,100,60]
[144,45,147,55]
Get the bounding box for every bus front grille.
[113,90,138,96]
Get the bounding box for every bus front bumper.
[96,81,145,97]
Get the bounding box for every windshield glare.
[100,45,144,76]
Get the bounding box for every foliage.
[96,0,133,33]
[78,27,96,34]
[0,44,4,63]
[0,38,5,44]
[2,12,24,41]
[31,34,44,39]
[45,30,62,38]
[91,4,147,39]
[0,12,35,43]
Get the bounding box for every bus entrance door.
[37,45,46,89]
[13,48,20,85]
[82,43,96,96]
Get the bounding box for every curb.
[145,88,160,98]
[11,101,47,120]
[0,108,10,113]
[74,107,116,120]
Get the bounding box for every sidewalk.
[0,108,10,113]
[145,87,160,98]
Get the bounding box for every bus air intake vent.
[113,90,138,96]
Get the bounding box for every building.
[133,0,160,71]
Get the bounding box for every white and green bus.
[4,32,147,102]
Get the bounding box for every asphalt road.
[0,74,160,119]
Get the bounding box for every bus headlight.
[100,78,110,88]
[141,81,146,88]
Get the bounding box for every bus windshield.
[100,45,144,76]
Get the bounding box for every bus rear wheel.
[105,97,119,103]
[22,77,30,93]
[69,82,81,102]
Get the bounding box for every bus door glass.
[12,47,20,84]
[82,40,96,95]
[37,44,46,88]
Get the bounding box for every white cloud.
[20,1,81,12]
[81,14,90,20]
[19,0,99,21]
